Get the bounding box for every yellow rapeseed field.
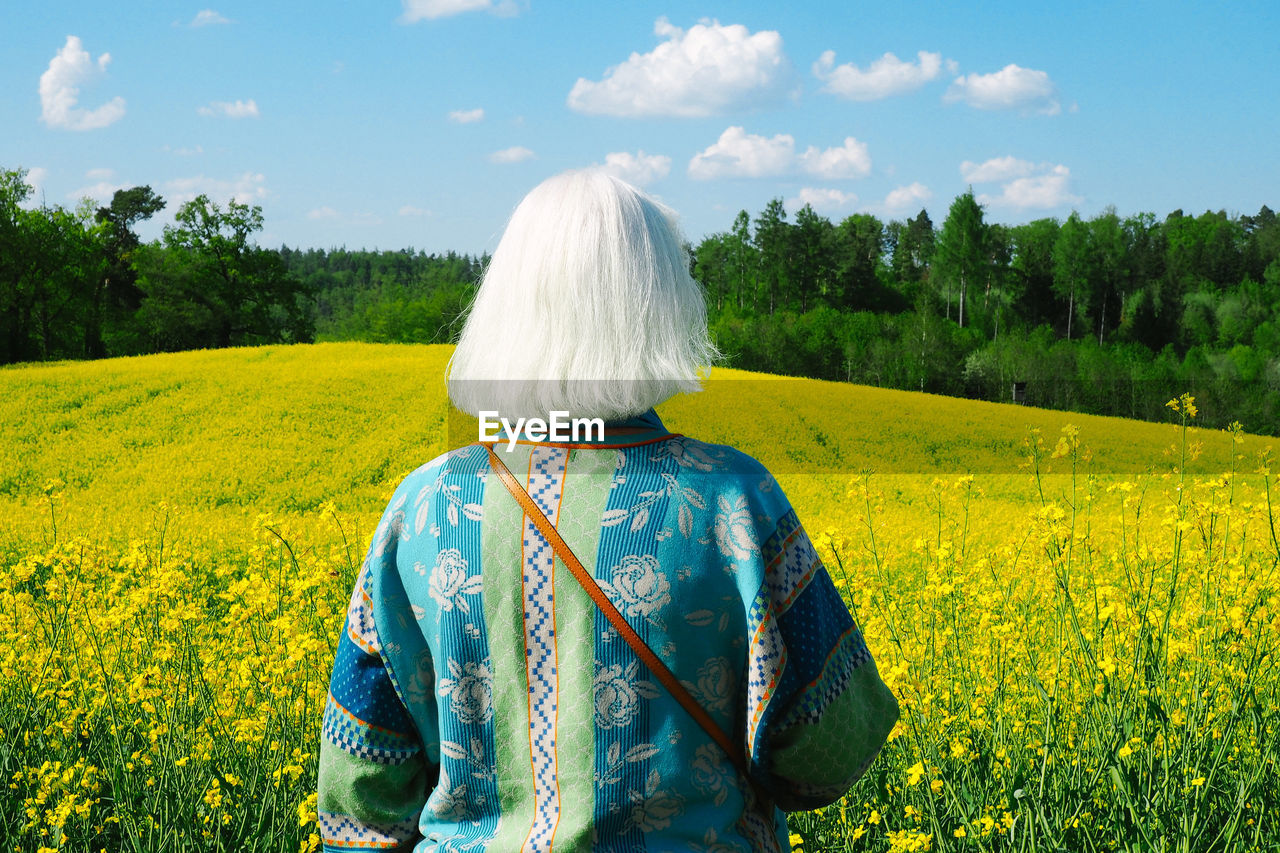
[2,342,1278,852]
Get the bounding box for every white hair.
[447,169,717,421]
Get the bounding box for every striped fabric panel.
[520,445,569,852]
[319,810,419,850]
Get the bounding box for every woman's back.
[319,411,898,852]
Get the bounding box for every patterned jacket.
[318,409,899,852]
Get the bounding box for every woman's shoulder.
[648,434,773,480]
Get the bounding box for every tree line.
[694,194,1280,432]
[4,161,1279,433]
[0,166,480,363]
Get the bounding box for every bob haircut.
[447,169,717,422]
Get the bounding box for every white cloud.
[448,107,484,124]
[68,168,125,204]
[960,156,1035,183]
[598,150,672,186]
[190,9,230,26]
[170,144,204,156]
[23,167,48,198]
[975,164,1081,209]
[567,17,791,118]
[813,49,943,100]
[798,137,871,179]
[398,205,431,217]
[197,99,259,118]
[68,168,125,203]
[308,206,384,226]
[945,64,1061,114]
[165,172,268,206]
[489,146,534,163]
[688,127,795,180]
[400,0,517,22]
[39,36,126,131]
[882,182,932,214]
[689,127,872,181]
[788,187,857,214]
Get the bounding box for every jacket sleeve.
[318,493,436,851]
[745,507,899,812]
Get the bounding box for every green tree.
[1010,218,1060,329]
[1089,208,1128,344]
[934,190,987,328]
[133,194,312,350]
[1052,211,1095,340]
[832,213,885,311]
[754,199,790,314]
[94,185,165,356]
[790,204,834,312]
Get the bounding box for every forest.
[3,163,1278,432]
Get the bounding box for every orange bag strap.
[481,442,754,785]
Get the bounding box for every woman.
[317,170,898,852]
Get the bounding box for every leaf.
[415,502,431,535]
[461,576,484,594]
[683,487,705,509]
[471,737,484,757]
[685,610,714,627]
[678,504,692,538]
[630,507,649,532]
[714,788,728,807]
[607,742,621,765]
[447,502,459,526]
[462,502,483,521]
[440,741,467,760]
[645,769,660,794]
[625,744,660,763]
[602,509,629,527]
[635,680,660,699]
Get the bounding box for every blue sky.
[4,1,1278,254]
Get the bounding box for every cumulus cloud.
[67,168,125,204]
[190,9,230,26]
[689,127,872,181]
[489,146,534,164]
[23,167,48,197]
[39,36,126,131]
[798,137,871,179]
[882,182,933,214]
[970,162,1081,209]
[165,172,268,206]
[598,150,672,186]
[960,156,1036,183]
[197,99,259,118]
[688,127,795,180]
[448,107,484,123]
[400,0,518,22]
[788,187,857,214]
[567,17,791,118]
[945,64,1061,114]
[813,49,943,100]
